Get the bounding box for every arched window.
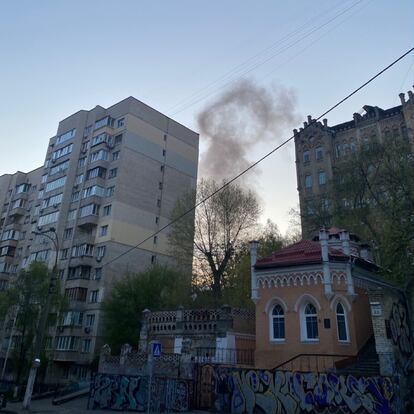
[336,303,349,341]
[271,304,285,340]
[303,303,319,340]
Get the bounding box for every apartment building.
[0,97,199,381]
[294,88,414,237]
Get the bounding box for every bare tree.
[169,178,261,298]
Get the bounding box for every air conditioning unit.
[84,327,91,334]
[51,159,56,164]
[53,204,59,208]
[58,326,64,333]
[73,184,78,189]
[96,257,102,263]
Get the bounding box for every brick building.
[294,88,414,237]
[250,228,412,376]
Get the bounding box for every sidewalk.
[4,396,211,414]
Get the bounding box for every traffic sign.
[152,342,162,358]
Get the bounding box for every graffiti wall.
[88,373,192,412]
[212,367,398,414]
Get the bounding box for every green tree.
[0,262,65,384]
[102,266,191,353]
[169,178,261,299]
[298,135,414,291]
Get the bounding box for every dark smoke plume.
[198,79,300,182]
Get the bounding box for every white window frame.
[336,302,350,342]
[270,304,285,342]
[300,302,319,342]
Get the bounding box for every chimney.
[249,240,259,302]
[319,228,333,298]
[307,115,312,124]
[323,118,328,127]
[408,90,414,100]
[339,230,350,256]
[319,228,329,262]
[399,93,406,105]
[360,244,372,262]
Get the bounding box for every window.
[1,230,20,241]
[16,183,30,194]
[86,167,106,180]
[50,159,69,175]
[153,235,157,244]
[68,266,91,280]
[84,125,92,136]
[86,314,95,327]
[160,165,164,172]
[42,193,63,209]
[113,134,122,146]
[159,182,163,190]
[81,141,89,153]
[103,205,112,216]
[79,203,100,217]
[304,175,312,188]
[71,244,94,258]
[157,199,161,207]
[302,303,319,340]
[60,249,69,260]
[336,303,349,341]
[94,116,114,130]
[271,304,285,340]
[108,168,117,179]
[44,159,51,168]
[155,216,159,224]
[52,143,73,160]
[315,146,324,160]
[162,149,166,157]
[106,186,115,197]
[78,157,87,168]
[90,150,108,163]
[55,336,80,351]
[303,150,310,163]
[81,339,91,353]
[71,191,80,202]
[56,129,76,145]
[41,174,48,184]
[12,198,25,209]
[45,176,66,192]
[38,211,59,226]
[99,225,108,237]
[94,268,102,280]
[112,151,120,161]
[164,134,167,141]
[96,246,106,259]
[151,255,156,264]
[63,228,73,240]
[117,118,125,128]
[89,290,99,303]
[91,133,112,147]
[318,171,326,186]
[83,185,106,199]
[67,209,77,221]
[75,174,84,185]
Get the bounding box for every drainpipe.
[319,228,333,298]
[249,240,259,303]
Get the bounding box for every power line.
[167,0,361,113]
[102,47,414,269]
[169,0,365,116]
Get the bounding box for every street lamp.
[22,227,59,410]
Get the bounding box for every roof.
[255,239,346,269]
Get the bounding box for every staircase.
[335,336,380,377]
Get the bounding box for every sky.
[0,0,413,234]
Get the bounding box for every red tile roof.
[255,239,347,269]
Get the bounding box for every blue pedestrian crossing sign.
[152,342,162,358]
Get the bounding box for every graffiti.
[213,368,398,414]
[389,302,412,356]
[88,373,192,412]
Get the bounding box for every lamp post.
[22,227,59,410]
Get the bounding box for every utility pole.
[22,227,59,410]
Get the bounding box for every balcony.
[0,239,18,249]
[9,206,26,217]
[53,351,93,363]
[69,257,95,268]
[77,215,99,229]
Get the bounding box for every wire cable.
[102,47,414,269]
